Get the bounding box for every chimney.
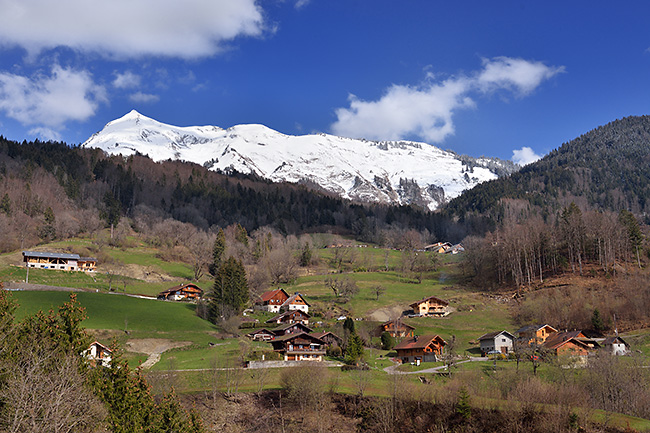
[414,335,418,342]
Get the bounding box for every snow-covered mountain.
[82,111,519,210]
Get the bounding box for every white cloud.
[512,146,542,165]
[28,126,61,141]
[331,57,563,143]
[0,65,106,129]
[113,71,141,89]
[129,92,160,104]
[295,0,311,9]
[478,56,565,96]
[0,0,264,59]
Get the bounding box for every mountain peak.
[83,114,518,210]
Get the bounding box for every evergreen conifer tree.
[209,256,249,321]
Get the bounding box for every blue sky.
[1,1,650,164]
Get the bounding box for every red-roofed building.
[257,288,290,313]
[394,334,446,363]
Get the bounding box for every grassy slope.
[4,237,650,429]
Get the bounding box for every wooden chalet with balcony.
[257,288,290,313]
[270,332,326,361]
[22,251,97,272]
[409,296,450,317]
[157,283,203,301]
[394,334,446,363]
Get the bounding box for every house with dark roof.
[310,331,342,348]
[478,330,515,356]
[266,309,310,326]
[601,336,630,356]
[22,251,97,272]
[269,332,326,361]
[157,283,203,301]
[394,334,446,363]
[256,288,290,313]
[271,322,314,336]
[515,324,558,345]
[409,296,450,317]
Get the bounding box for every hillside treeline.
[0,136,470,253]
[445,115,650,226]
[463,200,643,289]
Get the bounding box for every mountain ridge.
[82,111,519,211]
[445,115,650,220]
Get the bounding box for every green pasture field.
[9,290,215,334]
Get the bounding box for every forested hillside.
[0,137,462,253]
[445,115,650,224]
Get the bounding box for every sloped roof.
[382,319,415,330]
[515,324,558,334]
[88,341,112,354]
[272,332,325,344]
[542,333,591,351]
[282,292,310,307]
[260,288,289,302]
[23,250,80,260]
[603,336,629,347]
[272,322,314,334]
[246,328,276,336]
[266,309,311,323]
[478,330,515,341]
[394,334,446,351]
[159,283,203,296]
[310,331,342,343]
[409,295,448,309]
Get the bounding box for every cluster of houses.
[247,288,343,361]
[478,324,630,359]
